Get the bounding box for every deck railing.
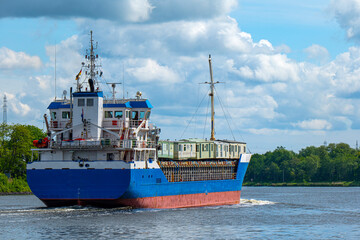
[50,139,157,149]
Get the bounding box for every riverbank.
[0,192,32,195]
[243,181,360,187]
[0,173,31,193]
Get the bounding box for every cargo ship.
[26,31,251,208]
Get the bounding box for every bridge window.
[146,111,151,119]
[62,111,70,119]
[140,111,145,119]
[115,111,123,119]
[78,99,85,106]
[132,111,138,120]
[105,111,113,118]
[87,98,94,106]
[51,112,56,120]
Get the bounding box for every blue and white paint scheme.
[27,31,251,208]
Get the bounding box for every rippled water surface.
[1,187,359,239]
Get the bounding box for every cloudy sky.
[1,0,360,153]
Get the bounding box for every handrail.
[49,139,157,150]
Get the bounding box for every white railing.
[50,120,70,129]
[102,120,124,128]
[51,139,157,149]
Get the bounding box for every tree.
[244,143,360,184]
[0,124,45,178]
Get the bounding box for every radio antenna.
[106,83,122,103]
[54,43,57,100]
[123,63,125,99]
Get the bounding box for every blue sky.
[1,0,360,153]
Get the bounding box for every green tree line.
[0,123,45,192]
[245,143,360,184]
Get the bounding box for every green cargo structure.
[173,140,197,160]
[158,138,247,160]
[158,140,174,159]
[216,140,246,159]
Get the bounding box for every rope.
[214,86,252,154]
[214,86,236,141]
[180,90,209,139]
[202,92,211,139]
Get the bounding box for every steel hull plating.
[27,162,249,208]
[40,191,242,208]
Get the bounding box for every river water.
[0,187,359,239]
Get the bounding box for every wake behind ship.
[26,31,251,208]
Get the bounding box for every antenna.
[106,83,122,103]
[63,90,67,100]
[3,94,7,124]
[123,63,125,99]
[83,30,101,92]
[54,43,57,100]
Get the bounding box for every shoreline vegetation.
[244,144,360,186]
[0,173,31,194]
[243,181,360,187]
[1,123,44,194]
[1,123,360,194]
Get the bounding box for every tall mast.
[90,30,95,82]
[77,30,101,92]
[208,54,215,141]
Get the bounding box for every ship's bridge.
[102,99,153,129]
[47,100,71,130]
[47,94,153,141]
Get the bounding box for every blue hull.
[27,162,249,208]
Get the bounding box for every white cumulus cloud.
[293,119,332,130]
[127,59,180,84]
[3,92,31,116]
[304,44,330,63]
[0,47,42,70]
[329,0,360,41]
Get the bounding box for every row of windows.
[178,144,194,152]
[78,98,94,107]
[176,143,245,153]
[51,110,151,120]
[105,111,125,119]
[104,111,151,120]
[104,111,145,119]
[51,111,71,120]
